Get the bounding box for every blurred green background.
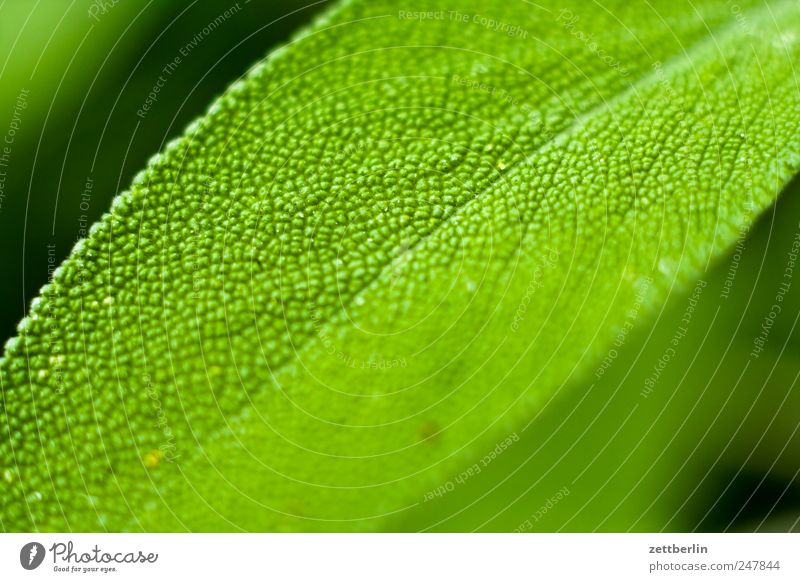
[0,0,797,531]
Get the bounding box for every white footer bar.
[1,533,796,581]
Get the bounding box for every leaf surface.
[2,0,800,531]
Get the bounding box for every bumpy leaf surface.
[2,0,800,531]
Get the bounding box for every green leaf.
[2,0,800,531]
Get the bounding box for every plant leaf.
[2,0,800,531]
